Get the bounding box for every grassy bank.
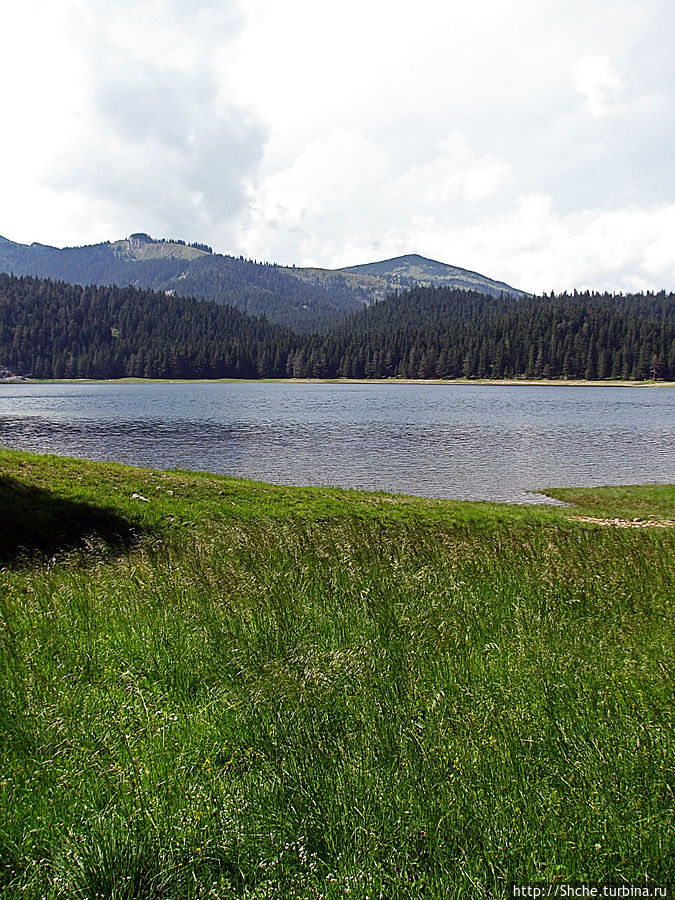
[0,450,673,898]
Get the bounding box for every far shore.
[5,376,675,388]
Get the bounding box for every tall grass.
[0,452,673,898]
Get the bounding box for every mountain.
[340,253,527,298]
[0,234,527,330]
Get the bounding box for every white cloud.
[47,59,266,239]
[241,178,675,295]
[238,130,514,266]
[574,55,626,117]
[1,0,265,246]
[251,131,391,228]
[1,0,674,297]
[387,133,512,206]
[398,197,675,295]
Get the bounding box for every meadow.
[0,449,673,898]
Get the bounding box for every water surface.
[0,382,673,503]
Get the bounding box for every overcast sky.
[2,0,675,293]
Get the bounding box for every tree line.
[1,273,673,381]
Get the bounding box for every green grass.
[0,449,673,898]
[543,483,675,520]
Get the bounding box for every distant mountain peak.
[339,253,527,298]
[359,253,438,266]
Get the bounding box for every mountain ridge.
[0,233,527,329]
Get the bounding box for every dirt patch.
[567,516,675,528]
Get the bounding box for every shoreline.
[4,376,675,388]
[341,377,675,388]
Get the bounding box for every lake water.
[0,382,673,503]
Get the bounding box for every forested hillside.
[0,274,292,379]
[314,286,675,380]
[1,274,673,381]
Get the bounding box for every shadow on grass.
[0,475,140,566]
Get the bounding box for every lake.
[0,381,673,503]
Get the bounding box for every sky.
[2,0,675,294]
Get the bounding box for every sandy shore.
[14,376,675,387]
